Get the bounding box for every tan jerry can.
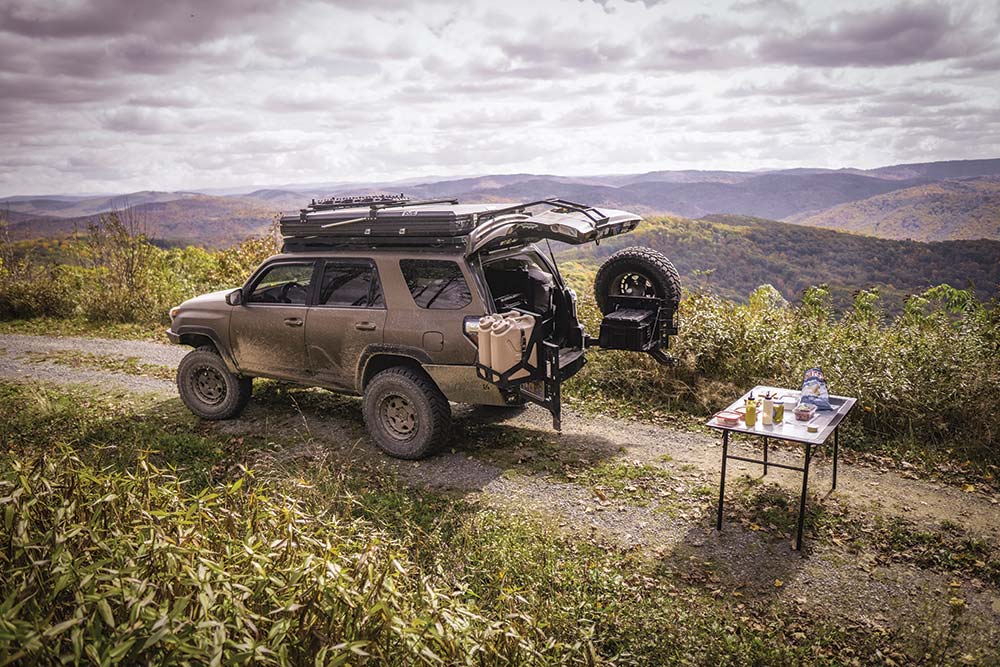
[477,314,502,367]
[489,313,536,380]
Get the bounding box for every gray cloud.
[0,0,997,196]
[730,0,802,15]
[0,0,280,41]
[757,2,995,67]
[723,73,879,102]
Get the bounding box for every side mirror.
[225,288,243,306]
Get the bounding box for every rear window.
[318,261,384,308]
[400,260,472,310]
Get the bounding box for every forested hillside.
[788,177,1000,241]
[558,215,1000,311]
[6,195,277,248]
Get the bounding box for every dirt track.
[3,332,1000,654]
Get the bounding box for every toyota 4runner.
[168,195,680,459]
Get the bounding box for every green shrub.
[0,260,81,319]
[569,282,1000,455]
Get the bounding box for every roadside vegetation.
[564,272,1000,478]
[2,381,968,665]
[2,208,999,476]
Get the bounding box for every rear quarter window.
[400,259,472,310]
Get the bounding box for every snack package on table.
[799,367,833,411]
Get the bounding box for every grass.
[0,316,166,341]
[572,460,677,507]
[0,379,959,666]
[726,477,1000,587]
[25,349,176,380]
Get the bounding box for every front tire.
[177,346,253,420]
[363,367,451,459]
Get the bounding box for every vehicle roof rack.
[302,193,460,217]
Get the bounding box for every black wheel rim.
[612,272,659,299]
[191,365,227,406]
[379,393,418,440]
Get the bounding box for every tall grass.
[0,450,578,665]
[0,383,912,666]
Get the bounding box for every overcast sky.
[1,0,999,196]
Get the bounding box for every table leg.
[832,426,839,491]
[795,441,812,550]
[717,430,729,531]
[763,437,769,476]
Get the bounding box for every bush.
[569,282,1000,456]
[0,260,81,319]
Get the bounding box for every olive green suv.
[168,196,680,459]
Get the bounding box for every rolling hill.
[5,195,278,248]
[557,215,1000,312]
[787,177,1000,241]
[0,191,199,218]
[4,158,1000,245]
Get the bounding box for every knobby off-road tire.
[363,367,451,460]
[593,246,681,315]
[177,346,253,420]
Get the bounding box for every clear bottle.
[762,392,773,426]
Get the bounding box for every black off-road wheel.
[177,346,253,420]
[594,246,681,314]
[363,367,451,460]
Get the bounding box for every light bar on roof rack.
[307,193,408,211]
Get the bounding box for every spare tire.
[593,246,681,315]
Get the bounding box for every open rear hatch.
[471,200,679,430]
[466,199,641,255]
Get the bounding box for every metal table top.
[707,385,857,445]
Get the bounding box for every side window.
[247,262,313,305]
[400,259,472,310]
[318,261,384,308]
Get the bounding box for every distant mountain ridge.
[788,176,1000,241]
[3,157,1000,245]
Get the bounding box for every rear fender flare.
[357,345,435,392]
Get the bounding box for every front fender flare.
[171,325,241,374]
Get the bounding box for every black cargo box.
[598,308,657,352]
[281,207,477,238]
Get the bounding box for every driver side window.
[247,262,314,305]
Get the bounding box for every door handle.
[284,317,304,327]
[355,321,377,331]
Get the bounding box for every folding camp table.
[707,386,857,550]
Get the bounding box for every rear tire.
[177,346,253,420]
[363,367,451,459]
[594,246,681,314]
